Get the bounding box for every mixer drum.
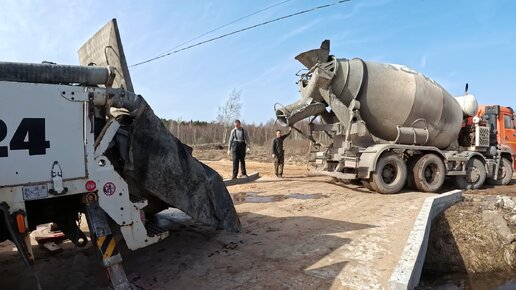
[330,59,464,149]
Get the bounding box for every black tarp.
[108,103,240,232]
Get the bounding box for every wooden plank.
[223,172,260,186]
[39,242,63,254]
[35,232,66,245]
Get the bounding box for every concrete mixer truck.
[275,40,514,194]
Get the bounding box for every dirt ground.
[192,146,308,166]
[463,179,516,197]
[1,159,515,290]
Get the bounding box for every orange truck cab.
[476,105,516,170]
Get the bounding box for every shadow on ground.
[0,213,374,290]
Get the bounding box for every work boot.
[232,176,237,180]
[242,174,249,178]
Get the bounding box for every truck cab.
[476,105,516,169]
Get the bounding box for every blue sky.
[1,0,515,123]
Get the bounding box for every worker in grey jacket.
[227,119,250,179]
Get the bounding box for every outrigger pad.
[116,102,241,232]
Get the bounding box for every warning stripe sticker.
[96,235,119,259]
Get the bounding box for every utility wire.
[130,0,351,67]
[159,0,293,55]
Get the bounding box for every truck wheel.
[371,153,407,194]
[413,154,445,192]
[405,156,420,190]
[456,158,486,190]
[486,157,513,186]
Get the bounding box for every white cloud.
[420,54,428,68]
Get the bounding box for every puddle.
[287,193,326,200]
[231,192,326,205]
[231,192,285,205]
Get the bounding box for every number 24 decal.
[0,118,50,157]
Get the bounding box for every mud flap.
[0,203,34,267]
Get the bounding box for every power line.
[159,0,293,55]
[130,0,351,67]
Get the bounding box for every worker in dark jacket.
[271,127,291,177]
[228,119,251,179]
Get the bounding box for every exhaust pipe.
[275,98,326,127]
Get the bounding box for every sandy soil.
[192,146,308,166]
[1,160,513,290]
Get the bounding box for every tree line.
[160,88,327,147]
[161,118,312,147]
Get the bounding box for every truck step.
[144,221,168,237]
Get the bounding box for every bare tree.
[216,89,242,144]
